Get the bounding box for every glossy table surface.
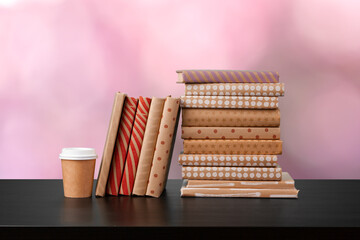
[0,179,359,239]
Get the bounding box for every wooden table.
[0,179,359,239]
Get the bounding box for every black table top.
[0,179,359,239]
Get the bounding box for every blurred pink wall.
[0,0,359,179]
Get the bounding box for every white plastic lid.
[59,148,98,160]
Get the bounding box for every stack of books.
[95,93,180,198]
[177,70,299,198]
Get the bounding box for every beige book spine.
[132,97,165,196]
[95,92,126,197]
[181,187,299,198]
[186,172,294,189]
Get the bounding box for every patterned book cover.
[132,97,165,196]
[181,127,280,140]
[182,166,282,181]
[180,96,279,109]
[146,97,180,198]
[177,70,279,83]
[178,154,278,167]
[95,92,126,197]
[185,83,285,97]
[106,97,138,196]
[183,140,282,155]
[119,97,152,195]
[182,108,280,127]
[186,172,294,189]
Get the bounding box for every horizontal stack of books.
[96,93,180,198]
[177,70,299,198]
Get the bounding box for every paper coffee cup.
[60,148,97,198]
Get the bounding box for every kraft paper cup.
[60,148,97,198]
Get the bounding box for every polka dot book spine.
[146,97,180,197]
[177,70,299,198]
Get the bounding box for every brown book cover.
[183,140,282,155]
[95,92,126,197]
[182,108,280,127]
[181,127,280,140]
[186,172,294,189]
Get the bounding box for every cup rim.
[59,147,98,160]
[60,157,97,160]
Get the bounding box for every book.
[185,83,285,97]
[183,140,282,155]
[177,70,279,83]
[119,97,152,195]
[181,182,299,199]
[180,96,278,109]
[181,127,280,140]
[146,97,180,198]
[186,172,294,189]
[132,97,165,196]
[182,166,282,181]
[95,92,126,197]
[106,97,138,196]
[182,108,280,127]
[178,154,278,167]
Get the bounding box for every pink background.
[0,0,359,179]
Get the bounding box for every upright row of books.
[95,93,180,198]
[177,70,299,198]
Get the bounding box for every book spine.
[106,97,138,196]
[186,179,294,189]
[181,127,280,140]
[178,154,278,167]
[95,92,126,197]
[181,187,298,198]
[132,98,165,196]
[180,96,278,109]
[186,172,295,188]
[146,97,180,198]
[182,109,280,127]
[183,140,282,155]
[119,97,151,195]
[181,70,279,83]
[185,83,285,96]
[182,166,282,181]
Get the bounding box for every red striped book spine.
[106,97,138,196]
[119,97,152,195]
